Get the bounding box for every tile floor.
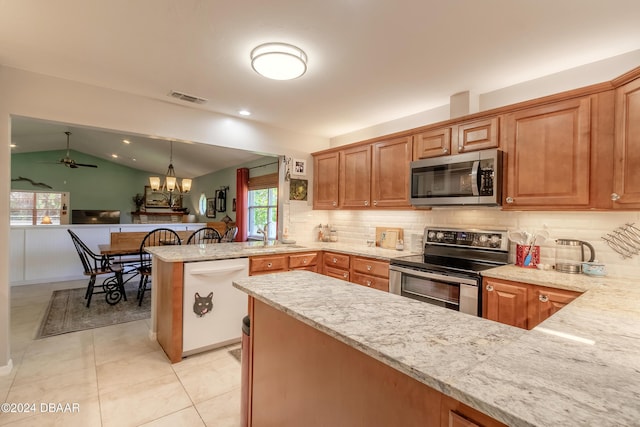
[0,280,242,427]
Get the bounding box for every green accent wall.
[11,149,278,224]
[188,156,279,223]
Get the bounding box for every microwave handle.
[471,160,480,196]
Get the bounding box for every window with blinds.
[10,191,68,225]
[248,173,278,240]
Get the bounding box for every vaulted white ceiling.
[2,0,640,175]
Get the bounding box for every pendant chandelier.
[149,141,192,194]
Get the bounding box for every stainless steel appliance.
[555,239,595,274]
[410,149,503,206]
[390,227,509,316]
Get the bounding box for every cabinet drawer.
[289,252,318,269]
[352,257,389,278]
[249,255,288,275]
[351,273,389,292]
[324,266,350,281]
[323,252,350,270]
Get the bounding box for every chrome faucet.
[257,223,269,244]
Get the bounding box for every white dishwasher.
[182,258,249,355]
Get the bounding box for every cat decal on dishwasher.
[193,292,214,317]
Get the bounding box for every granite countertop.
[233,269,640,427]
[145,240,414,263]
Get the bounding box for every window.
[248,187,277,240]
[10,191,67,225]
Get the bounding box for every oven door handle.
[471,160,480,196]
[389,265,479,286]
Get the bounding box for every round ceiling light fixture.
[250,42,307,80]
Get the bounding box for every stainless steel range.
[389,227,509,316]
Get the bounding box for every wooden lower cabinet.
[483,277,581,329]
[527,286,581,329]
[288,252,318,272]
[483,278,528,329]
[249,254,288,275]
[250,298,505,427]
[351,256,389,292]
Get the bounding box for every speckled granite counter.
[145,240,412,263]
[233,269,640,427]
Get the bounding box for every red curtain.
[235,168,249,242]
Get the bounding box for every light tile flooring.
[0,280,241,427]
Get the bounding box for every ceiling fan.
[57,131,98,168]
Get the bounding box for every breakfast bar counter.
[233,269,640,427]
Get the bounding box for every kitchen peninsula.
[234,269,640,427]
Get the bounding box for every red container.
[516,244,540,268]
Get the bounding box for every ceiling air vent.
[168,90,208,104]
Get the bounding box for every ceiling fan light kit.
[250,42,307,80]
[58,131,98,168]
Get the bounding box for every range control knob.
[427,231,436,239]
[479,235,488,243]
[436,232,444,241]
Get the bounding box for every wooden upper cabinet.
[313,151,340,209]
[371,137,412,207]
[413,127,451,159]
[483,278,528,329]
[339,145,372,208]
[612,77,640,208]
[454,117,499,154]
[503,97,592,208]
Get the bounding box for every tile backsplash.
[285,202,640,279]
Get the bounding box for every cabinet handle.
[343,272,348,278]
[539,294,549,303]
[365,280,372,287]
[458,145,464,152]
[611,193,620,201]
[332,201,337,207]
[332,258,338,263]
[505,197,514,204]
[364,200,369,206]
[373,200,377,206]
[366,265,372,271]
[443,148,449,154]
[303,259,308,264]
[267,262,273,268]
[486,285,494,292]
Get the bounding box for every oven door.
[389,265,480,316]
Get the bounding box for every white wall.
[0,66,331,372]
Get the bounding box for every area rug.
[229,348,241,362]
[36,282,150,339]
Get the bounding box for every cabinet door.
[503,97,591,208]
[612,77,640,208]
[323,252,350,270]
[324,266,350,281]
[454,117,499,154]
[413,127,451,159]
[483,278,528,329]
[371,137,412,208]
[528,287,580,329]
[288,252,318,269]
[313,151,340,209]
[339,145,371,208]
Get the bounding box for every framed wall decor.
[289,179,308,201]
[292,158,307,176]
[206,198,216,218]
[144,185,174,208]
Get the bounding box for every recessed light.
[239,110,251,116]
[111,154,118,158]
[122,139,131,144]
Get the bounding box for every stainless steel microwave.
[410,149,503,206]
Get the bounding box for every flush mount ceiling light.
[250,42,307,80]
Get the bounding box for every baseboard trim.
[0,358,14,376]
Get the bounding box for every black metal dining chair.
[186,227,222,244]
[137,228,182,306]
[67,229,126,307]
